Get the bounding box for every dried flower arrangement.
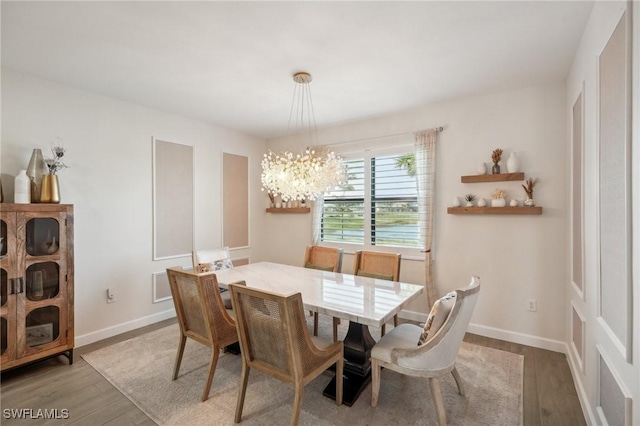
[491,148,503,164]
[492,188,506,200]
[45,140,68,175]
[464,194,476,202]
[522,178,537,198]
[267,192,276,204]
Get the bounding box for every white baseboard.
[399,310,566,353]
[75,309,176,348]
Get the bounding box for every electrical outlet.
[527,299,537,312]
[107,288,115,304]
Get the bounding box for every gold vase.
[40,174,61,204]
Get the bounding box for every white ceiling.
[1,1,593,139]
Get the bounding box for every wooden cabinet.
[0,204,74,371]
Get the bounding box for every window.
[321,151,422,250]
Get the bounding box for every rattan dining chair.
[166,266,240,402]
[302,245,343,340]
[229,283,344,426]
[353,250,401,336]
[193,247,234,309]
[370,276,481,426]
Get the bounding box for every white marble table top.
[214,262,424,328]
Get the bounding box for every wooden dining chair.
[193,247,234,309]
[353,250,401,336]
[371,276,480,426]
[229,283,344,426]
[166,266,239,402]
[302,245,343,341]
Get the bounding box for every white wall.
[1,69,268,346]
[266,83,568,351]
[565,1,639,424]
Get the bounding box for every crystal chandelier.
[261,72,345,202]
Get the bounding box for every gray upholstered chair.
[353,250,401,336]
[193,247,234,309]
[370,276,480,426]
[302,245,343,341]
[229,283,344,425]
[166,266,240,402]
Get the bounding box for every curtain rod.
[325,126,445,147]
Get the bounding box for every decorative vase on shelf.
[40,174,60,204]
[452,197,461,207]
[491,197,506,207]
[491,163,500,174]
[506,152,520,173]
[477,163,486,175]
[465,201,474,207]
[477,198,487,207]
[509,199,518,207]
[524,198,535,207]
[14,170,31,204]
[275,202,282,208]
[27,148,49,203]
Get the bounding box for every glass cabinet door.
[26,217,60,257]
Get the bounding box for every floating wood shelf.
[447,206,542,215]
[461,172,525,183]
[266,207,311,214]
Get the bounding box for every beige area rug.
[82,318,523,426]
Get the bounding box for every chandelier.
[261,72,345,202]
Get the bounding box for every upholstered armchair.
[370,276,480,426]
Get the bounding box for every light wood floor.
[0,318,586,425]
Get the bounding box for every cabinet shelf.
[266,207,310,214]
[461,172,525,183]
[447,206,542,215]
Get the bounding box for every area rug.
[82,318,523,425]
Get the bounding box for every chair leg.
[371,358,381,407]
[429,377,447,426]
[381,324,386,336]
[313,312,319,336]
[335,357,343,406]
[201,347,220,402]
[332,317,340,342]
[235,363,250,423]
[451,367,465,396]
[172,334,187,380]
[291,382,304,426]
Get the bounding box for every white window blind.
[321,152,422,249]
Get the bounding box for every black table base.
[323,322,377,406]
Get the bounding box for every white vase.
[452,197,461,207]
[14,170,31,204]
[509,199,518,207]
[477,163,486,175]
[506,152,520,173]
[491,197,506,207]
[465,201,474,207]
[477,198,486,207]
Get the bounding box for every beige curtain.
[415,129,437,308]
[311,196,324,245]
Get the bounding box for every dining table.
[214,261,424,406]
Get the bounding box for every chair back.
[166,266,237,347]
[229,285,326,382]
[303,245,343,272]
[353,250,401,281]
[393,276,480,371]
[193,247,233,272]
